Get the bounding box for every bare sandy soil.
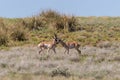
[0,43,119,80]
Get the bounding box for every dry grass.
[0,43,119,80]
[1,10,120,47]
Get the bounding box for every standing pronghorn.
[56,35,81,55]
[38,34,59,54]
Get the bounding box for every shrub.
[21,10,79,33]
[40,10,62,30]
[0,30,8,46]
[40,10,61,19]
[52,18,64,31]
[66,16,78,32]
[11,26,28,41]
[52,15,78,32]
[23,17,44,30]
[51,67,70,77]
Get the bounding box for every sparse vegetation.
[0,10,120,80]
[0,46,119,80]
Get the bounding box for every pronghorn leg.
[47,48,50,54]
[75,48,81,55]
[67,49,69,54]
[64,49,67,54]
[64,49,69,54]
[39,48,43,54]
[52,48,56,54]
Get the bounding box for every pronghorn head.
[52,33,59,44]
[54,33,65,44]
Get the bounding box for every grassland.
[0,10,120,80]
[0,44,120,80]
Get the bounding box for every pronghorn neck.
[59,39,68,48]
[52,39,58,45]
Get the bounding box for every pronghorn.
[56,36,81,55]
[38,34,59,54]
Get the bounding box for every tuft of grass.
[0,63,8,68]
[51,67,71,77]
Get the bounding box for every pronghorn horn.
[54,33,57,38]
[62,38,65,41]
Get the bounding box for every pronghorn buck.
[38,34,59,54]
[56,35,81,55]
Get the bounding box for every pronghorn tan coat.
[57,38,81,54]
[38,34,58,54]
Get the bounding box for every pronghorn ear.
[52,36,55,39]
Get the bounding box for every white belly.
[69,45,75,49]
[44,44,51,48]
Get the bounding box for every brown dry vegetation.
[1,10,120,47]
[0,10,120,80]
